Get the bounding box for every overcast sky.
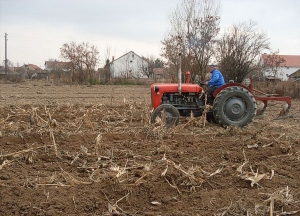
[0,0,299,69]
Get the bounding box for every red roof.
[28,64,42,70]
[262,54,300,67]
[45,61,71,70]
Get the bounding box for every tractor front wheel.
[151,104,180,128]
[213,86,257,127]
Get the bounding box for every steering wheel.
[198,81,206,87]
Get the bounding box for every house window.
[286,66,289,69]
[130,60,133,63]
[132,54,134,58]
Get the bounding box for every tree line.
[59,42,165,84]
[58,0,279,84]
[161,0,274,83]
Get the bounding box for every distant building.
[261,54,300,81]
[289,69,300,81]
[153,68,165,78]
[45,60,71,71]
[24,64,42,71]
[110,51,149,78]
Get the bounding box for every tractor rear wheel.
[151,104,180,128]
[213,86,257,127]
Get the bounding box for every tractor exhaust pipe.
[178,53,182,94]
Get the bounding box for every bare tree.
[155,58,164,68]
[103,59,111,83]
[138,59,150,78]
[82,43,99,84]
[262,50,286,78]
[104,46,111,63]
[60,42,80,82]
[48,58,58,61]
[140,55,155,78]
[161,0,220,81]
[141,56,165,79]
[216,21,270,83]
[60,41,100,84]
[2,59,13,68]
[102,46,112,83]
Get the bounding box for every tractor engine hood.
[151,83,202,94]
[150,83,203,110]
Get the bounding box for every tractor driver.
[205,64,225,99]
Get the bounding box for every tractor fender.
[213,83,251,98]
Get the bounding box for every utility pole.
[5,33,8,76]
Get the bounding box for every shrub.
[253,81,300,99]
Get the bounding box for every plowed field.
[1,80,300,216]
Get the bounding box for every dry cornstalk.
[259,186,299,216]
[164,177,182,195]
[15,106,29,113]
[36,183,72,187]
[74,110,92,132]
[0,146,48,158]
[60,167,92,185]
[111,108,122,118]
[71,153,80,165]
[49,129,58,157]
[107,193,130,215]
[110,165,127,178]
[110,87,114,107]
[161,154,204,184]
[46,108,59,157]
[142,101,150,124]
[270,197,274,216]
[134,173,151,185]
[220,200,233,216]
[0,159,15,170]
[236,151,274,187]
[275,133,286,141]
[95,133,102,157]
[128,105,134,123]
[30,107,48,126]
[195,99,212,128]
[0,114,13,126]
[181,111,196,129]
[89,168,102,182]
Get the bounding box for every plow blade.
[255,101,268,119]
[254,95,292,120]
[274,103,292,120]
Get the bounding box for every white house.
[289,69,300,81]
[262,54,300,81]
[110,51,149,78]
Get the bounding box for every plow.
[212,76,292,120]
[248,77,291,120]
[150,66,292,128]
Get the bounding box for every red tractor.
[150,69,291,128]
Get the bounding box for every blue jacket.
[208,68,225,88]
